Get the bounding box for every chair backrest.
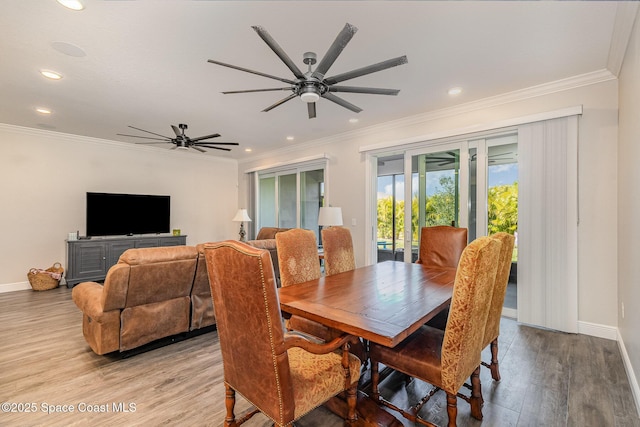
[416,226,468,269]
[204,240,296,424]
[118,246,197,308]
[321,226,356,276]
[276,228,321,287]
[441,236,501,393]
[483,232,516,346]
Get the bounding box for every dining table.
[278,260,456,426]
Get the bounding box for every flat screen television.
[86,192,170,237]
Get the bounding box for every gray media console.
[65,235,187,288]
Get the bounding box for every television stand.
[65,235,187,288]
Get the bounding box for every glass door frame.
[403,141,471,262]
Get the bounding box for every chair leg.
[345,382,358,425]
[490,338,501,381]
[225,384,238,427]
[446,393,457,427]
[469,366,483,421]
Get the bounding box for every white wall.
[238,77,619,330]
[618,8,640,407]
[0,124,238,292]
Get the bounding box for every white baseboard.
[0,281,31,293]
[618,330,640,418]
[501,307,517,319]
[577,320,618,341]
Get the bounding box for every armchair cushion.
[288,347,361,419]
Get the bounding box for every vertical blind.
[517,115,579,333]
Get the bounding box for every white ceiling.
[0,1,631,159]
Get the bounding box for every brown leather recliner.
[190,244,216,331]
[246,227,291,285]
[72,246,199,354]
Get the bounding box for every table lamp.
[318,206,343,227]
[232,209,252,242]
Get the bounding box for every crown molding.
[239,69,615,165]
[607,2,640,77]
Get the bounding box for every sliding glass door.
[257,166,325,244]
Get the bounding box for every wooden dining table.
[278,260,456,426]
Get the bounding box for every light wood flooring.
[0,287,638,427]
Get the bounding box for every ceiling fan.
[117,124,239,152]
[207,23,408,119]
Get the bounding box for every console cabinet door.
[135,239,159,248]
[108,241,135,266]
[72,242,107,281]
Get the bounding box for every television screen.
[86,192,170,237]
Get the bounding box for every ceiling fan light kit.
[208,23,407,119]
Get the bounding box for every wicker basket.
[27,262,64,291]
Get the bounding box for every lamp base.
[238,222,246,242]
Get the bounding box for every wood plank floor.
[0,287,638,427]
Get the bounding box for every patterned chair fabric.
[276,229,321,288]
[416,225,468,269]
[321,226,356,276]
[369,236,502,426]
[204,240,361,426]
[482,232,516,381]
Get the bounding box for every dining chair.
[277,228,367,362]
[481,232,516,381]
[369,235,502,427]
[420,225,468,330]
[426,232,516,382]
[204,240,361,427]
[416,225,468,269]
[321,226,356,276]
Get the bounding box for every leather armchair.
[204,240,361,426]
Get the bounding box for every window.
[255,162,326,243]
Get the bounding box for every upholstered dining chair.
[275,229,327,338]
[416,225,468,269]
[369,236,502,427]
[321,226,356,276]
[277,228,366,362]
[481,232,516,381]
[204,240,361,427]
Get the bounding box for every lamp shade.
[232,209,252,222]
[318,207,343,226]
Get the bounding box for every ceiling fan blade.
[196,145,232,152]
[322,92,362,113]
[207,59,296,85]
[171,125,182,137]
[262,93,297,112]
[191,146,207,153]
[328,86,400,96]
[126,125,173,139]
[189,133,221,142]
[116,133,169,142]
[133,142,171,145]
[308,102,316,119]
[311,23,358,80]
[252,26,306,80]
[194,142,239,146]
[222,87,292,94]
[324,55,408,85]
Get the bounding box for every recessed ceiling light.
[36,108,52,114]
[56,0,84,11]
[448,87,463,96]
[40,70,63,80]
[244,148,252,152]
[349,118,359,124]
[286,136,294,141]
